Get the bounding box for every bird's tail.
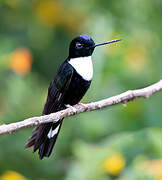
[25,120,63,159]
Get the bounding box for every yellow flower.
[146,159,162,180]
[35,0,63,26]
[124,44,146,72]
[0,171,26,180]
[103,154,125,175]
[157,174,162,180]
[10,48,32,75]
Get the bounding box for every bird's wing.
[25,61,74,158]
[43,61,74,115]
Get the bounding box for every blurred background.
[0,0,162,179]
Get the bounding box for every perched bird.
[25,35,121,159]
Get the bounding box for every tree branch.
[0,80,162,135]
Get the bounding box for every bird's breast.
[64,72,91,105]
[68,56,93,81]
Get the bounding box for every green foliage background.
[0,0,162,179]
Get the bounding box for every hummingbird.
[25,35,121,159]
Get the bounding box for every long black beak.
[93,39,122,48]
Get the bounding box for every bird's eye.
[76,42,83,49]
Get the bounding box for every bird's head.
[69,34,121,58]
[69,35,95,58]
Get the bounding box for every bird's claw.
[65,104,77,114]
[77,103,88,111]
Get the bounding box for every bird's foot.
[77,103,88,111]
[65,104,77,114]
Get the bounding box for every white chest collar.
[69,56,93,81]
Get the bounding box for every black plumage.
[25,35,121,159]
[25,59,92,159]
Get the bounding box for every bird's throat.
[69,56,93,81]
